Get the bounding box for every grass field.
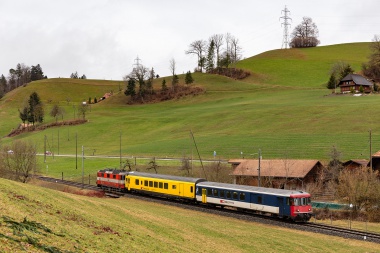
[1,178,379,253]
[1,42,379,166]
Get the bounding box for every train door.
[202,188,207,203]
[277,197,284,217]
[125,176,130,190]
[179,183,184,196]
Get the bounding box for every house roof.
[230,159,322,178]
[342,159,369,167]
[372,150,380,157]
[339,74,373,87]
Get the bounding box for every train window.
[286,198,290,205]
[293,198,300,206]
[233,192,238,200]
[258,196,262,204]
[239,193,245,200]
[306,197,311,205]
[220,190,225,198]
[135,179,139,185]
[172,185,177,190]
[144,180,148,186]
[149,181,153,187]
[226,191,231,198]
[159,182,163,189]
[154,182,158,188]
[190,186,193,193]
[213,189,218,197]
[101,173,104,177]
[107,174,110,178]
[207,188,212,196]
[164,183,168,189]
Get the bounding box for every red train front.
[96,169,127,191]
[289,193,312,221]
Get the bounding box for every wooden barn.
[229,159,324,191]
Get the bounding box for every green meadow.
[1,42,379,171]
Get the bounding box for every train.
[96,169,312,222]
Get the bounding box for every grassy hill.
[1,177,379,252]
[1,42,379,165]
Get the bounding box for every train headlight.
[296,209,300,212]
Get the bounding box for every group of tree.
[289,17,320,48]
[0,63,46,99]
[19,92,44,125]
[362,35,380,83]
[0,140,38,183]
[70,71,87,79]
[123,57,200,104]
[185,33,243,74]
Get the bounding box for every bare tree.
[362,35,380,82]
[185,40,207,72]
[229,35,242,64]
[50,104,64,123]
[169,58,176,77]
[77,103,89,120]
[289,17,320,48]
[147,158,159,174]
[336,167,380,218]
[210,34,224,68]
[0,140,38,183]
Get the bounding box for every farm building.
[342,159,369,170]
[337,73,373,93]
[229,159,324,191]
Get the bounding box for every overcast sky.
[1,0,379,80]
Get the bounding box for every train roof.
[98,168,128,175]
[127,171,207,184]
[197,181,310,197]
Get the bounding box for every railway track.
[300,222,380,242]
[35,176,380,244]
[37,176,101,191]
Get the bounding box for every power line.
[133,55,141,70]
[280,5,292,49]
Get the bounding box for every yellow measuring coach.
[126,171,206,200]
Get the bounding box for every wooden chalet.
[229,159,324,191]
[338,73,373,93]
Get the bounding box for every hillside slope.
[0,42,379,161]
[0,178,379,252]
